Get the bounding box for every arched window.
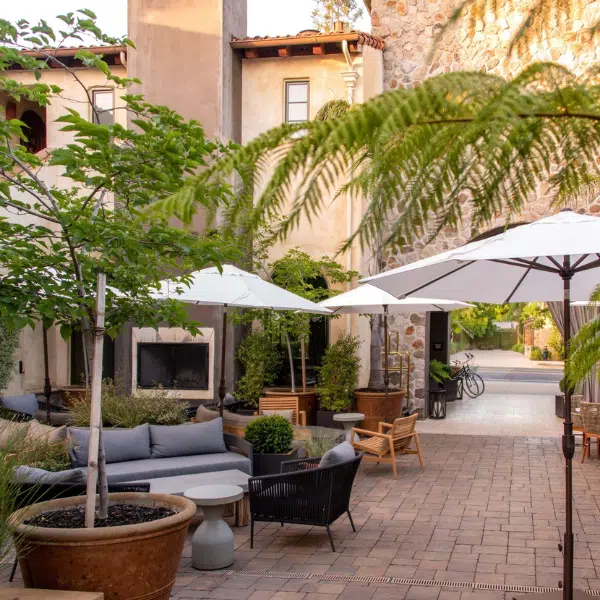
[20,110,46,154]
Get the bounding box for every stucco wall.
[371,0,600,412]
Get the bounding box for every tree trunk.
[96,424,108,519]
[84,271,107,528]
[300,337,307,392]
[284,332,296,392]
[368,315,385,389]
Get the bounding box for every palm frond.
[155,62,600,253]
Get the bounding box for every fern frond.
[155,62,600,253]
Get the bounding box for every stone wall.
[370,0,600,412]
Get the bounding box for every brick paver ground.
[4,433,600,600]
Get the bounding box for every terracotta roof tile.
[231,30,384,51]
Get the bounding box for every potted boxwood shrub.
[244,415,296,475]
[316,334,361,428]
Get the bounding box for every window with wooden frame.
[91,89,114,125]
[285,81,309,123]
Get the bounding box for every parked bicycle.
[452,352,485,398]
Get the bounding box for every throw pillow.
[262,409,295,423]
[149,418,227,458]
[68,424,151,468]
[12,465,86,485]
[195,405,219,422]
[0,418,30,450]
[1,394,39,416]
[318,441,356,469]
[26,420,67,445]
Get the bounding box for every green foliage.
[160,63,600,253]
[569,286,600,387]
[270,248,356,341]
[311,0,363,32]
[529,346,543,361]
[520,303,551,329]
[429,359,453,383]
[303,432,342,457]
[244,415,294,454]
[512,343,525,354]
[0,321,19,392]
[548,327,564,360]
[315,100,352,121]
[317,333,361,411]
[8,439,71,472]
[235,331,281,408]
[68,378,187,427]
[0,13,237,356]
[451,304,496,339]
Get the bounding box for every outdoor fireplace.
[132,327,215,400]
[137,343,209,390]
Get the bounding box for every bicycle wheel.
[472,373,485,396]
[464,374,481,398]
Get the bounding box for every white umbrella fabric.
[363,210,600,600]
[319,284,473,416]
[153,265,331,415]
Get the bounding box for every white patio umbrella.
[153,265,331,416]
[319,284,473,416]
[363,210,600,600]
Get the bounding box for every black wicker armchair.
[248,451,362,552]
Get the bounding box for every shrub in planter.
[244,415,296,475]
[317,334,361,413]
[235,331,281,409]
[512,343,525,354]
[429,359,452,385]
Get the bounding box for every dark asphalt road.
[477,368,562,383]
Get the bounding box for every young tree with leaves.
[311,0,363,32]
[0,13,236,523]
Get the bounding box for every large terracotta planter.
[9,492,196,600]
[355,389,406,432]
[264,388,318,425]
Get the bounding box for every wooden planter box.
[263,388,317,425]
[355,390,405,432]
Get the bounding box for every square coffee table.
[128,469,250,526]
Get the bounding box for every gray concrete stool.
[184,484,244,570]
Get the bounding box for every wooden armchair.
[257,396,306,426]
[351,413,423,479]
[580,402,600,463]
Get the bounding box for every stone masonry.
[370,0,600,413]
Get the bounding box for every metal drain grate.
[179,567,596,595]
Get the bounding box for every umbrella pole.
[383,305,389,422]
[42,326,52,423]
[562,257,574,600]
[218,304,228,418]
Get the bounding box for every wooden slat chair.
[351,413,423,479]
[580,401,600,463]
[571,394,584,433]
[257,396,306,426]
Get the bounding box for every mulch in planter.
[25,504,175,528]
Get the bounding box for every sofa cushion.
[319,441,355,469]
[12,465,86,485]
[1,394,39,416]
[262,409,294,423]
[0,418,29,450]
[68,424,151,468]
[223,410,257,426]
[78,451,252,483]
[149,419,226,458]
[26,420,67,445]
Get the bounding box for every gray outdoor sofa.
[66,417,253,483]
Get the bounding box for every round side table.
[333,412,365,443]
[184,484,244,570]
